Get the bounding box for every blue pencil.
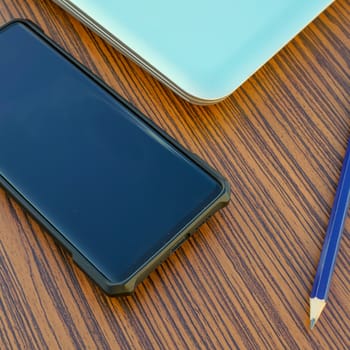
[310,137,350,329]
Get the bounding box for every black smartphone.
[0,20,230,295]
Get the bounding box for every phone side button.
[171,234,190,253]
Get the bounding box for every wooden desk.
[0,1,349,348]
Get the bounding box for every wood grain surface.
[0,0,349,349]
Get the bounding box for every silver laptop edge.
[52,0,220,104]
[52,0,333,104]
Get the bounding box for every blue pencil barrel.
[311,138,350,300]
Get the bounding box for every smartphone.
[0,20,230,295]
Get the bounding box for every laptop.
[52,0,334,104]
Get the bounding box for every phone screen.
[0,22,222,283]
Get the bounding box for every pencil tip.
[309,297,326,330]
[310,318,316,329]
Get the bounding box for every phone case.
[0,20,230,296]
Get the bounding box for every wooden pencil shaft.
[311,137,350,300]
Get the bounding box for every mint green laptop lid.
[53,0,334,103]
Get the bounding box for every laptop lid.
[53,0,334,104]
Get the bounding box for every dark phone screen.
[0,22,222,283]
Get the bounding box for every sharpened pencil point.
[310,318,316,329]
[309,298,326,329]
